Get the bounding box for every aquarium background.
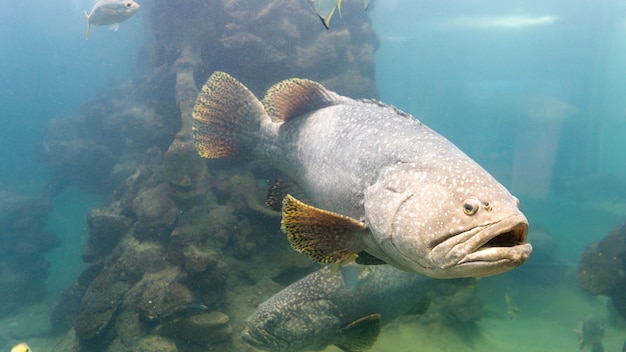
[1,0,626,351]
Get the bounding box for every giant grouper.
[192,72,532,278]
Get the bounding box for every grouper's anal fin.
[193,72,265,158]
[336,314,381,352]
[262,77,344,123]
[281,194,367,264]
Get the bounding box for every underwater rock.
[74,266,131,340]
[578,221,626,318]
[415,287,484,331]
[164,45,210,197]
[83,207,133,262]
[37,116,117,193]
[134,335,179,352]
[47,0,381,350]
[132,183,179,241]
[130,266,192,323]
[50,263,104,333]
[75,238,166,340]
[170,205,234,248]
[0,186,55,314]
[181,246,221,274]
[158,311,232,345]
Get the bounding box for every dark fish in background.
[576,314,604,352]
[242,263,466,352]
[83,0,140,40]
[504,293,519,319]
[193,72,531,279]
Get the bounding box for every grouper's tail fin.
[193,72,266,158]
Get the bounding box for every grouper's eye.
[462,199,481,215]
[263,315,278,328]
[125,2,133,8]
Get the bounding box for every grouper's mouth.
[429,213,532,278]
[241,327,265,348]
[241,325,290,351]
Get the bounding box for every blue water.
[373,0,626,260]
[0,0,143,193]
[2,0,626,351]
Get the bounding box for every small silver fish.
[83,0,140,40]
[306,0,373,29]
[188,303,209,311]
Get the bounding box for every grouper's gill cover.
[192,71,532,279]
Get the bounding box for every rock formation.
[44,1,380,351]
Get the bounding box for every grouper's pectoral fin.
[281,194,368,264]
[336,314,381,352]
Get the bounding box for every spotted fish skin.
[193,72,532,278]
[241,264,449,352]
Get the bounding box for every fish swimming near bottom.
[242,264,465,352]
[192,72,531,279]
[83,0,140,40]
[576,314,604,352]
[504,292,520,319]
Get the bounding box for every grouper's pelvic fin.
[83,10,91,40]
[336,314,381,352]
[193,72,266,158]
[263,77,343,123]
[281,194,368,264]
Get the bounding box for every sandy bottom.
[324,278,626,352]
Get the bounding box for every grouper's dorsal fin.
[263,78,343,123]
[193,72,266,158]
[336,314,381,352]
[281,194,367,264]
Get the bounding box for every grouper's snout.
[241,327,270,350]
[420,213,532,278]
